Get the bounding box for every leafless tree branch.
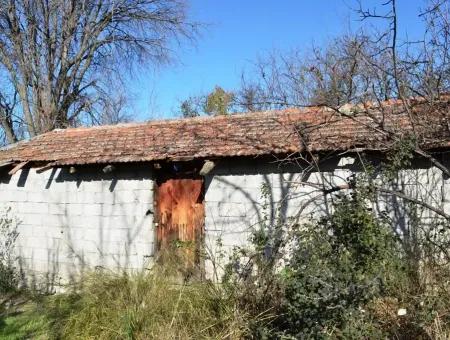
[0,0,199,143]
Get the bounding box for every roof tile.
[0,99,449,166]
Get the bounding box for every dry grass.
[45,266,250,340]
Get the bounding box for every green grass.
[0,298,50,340]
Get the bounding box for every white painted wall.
[203,157,450,279]
[0,166,154,290]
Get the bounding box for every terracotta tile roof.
[0,98,449,166]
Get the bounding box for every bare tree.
[236,0,450,111]
[94,91,133,125]
[0,0,199,144]
[235,32,400,110]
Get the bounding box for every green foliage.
[384,135,416,180]
[224,168,450,339]
[0,295,49,340]
[281,193,401,338]
[204,86,234,116]
[179,86,235,118]
[1,265,252,339]
[0,208,19,293]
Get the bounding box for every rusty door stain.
[155,178,204,270]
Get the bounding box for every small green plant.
[0,296,50,340]
[0,207,19,293]
[384,135,416,181]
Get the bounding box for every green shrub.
[281,193,402,338]
[224,184,450,339]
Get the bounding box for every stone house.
[0,97,449,289]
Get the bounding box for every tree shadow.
[9,164,154,293]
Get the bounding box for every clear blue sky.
[129,0,427,120]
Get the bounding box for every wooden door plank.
[155,177,205,269]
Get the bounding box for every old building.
[0,98,449,290]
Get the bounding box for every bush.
[281,193,402,338]
[225,186,450,339]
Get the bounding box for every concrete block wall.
[0,166,154,290]
[0,155,448,286]
[203,157,450,279]
[203,160,331,278]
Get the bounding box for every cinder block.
[15,246,34,259]
[103,203,146,218]
[131,242,154,257]
[74,191,97,204]
[22,202,49,214]
[48,203,67,215]
[48,191,70,204]
[134,190,153,204]
[104,228,129,243]
[20,213,43,226]
[66,215,84,228]
[45,180,67,194]
[32,226,58,238]
[102,203,124,216]
[443,184,450,203]
[204,186,226,203]
[9,191,28,202]
[111,179,144,191]
[218,202,247,218]
[114,190,139,204]
[83,203,103,216]
[16,236,38,249]
[30,248,50,262]
[65,203,84,216]
[94,192,115,204]
[43,214,66,227]
[80,180,104,193]
[82,228,100,242]
[29,260,51,272]
[16,224,34,236]
[206,229,250,247]
[443,202,450,215]
[65,227,85,241]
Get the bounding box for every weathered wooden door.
[155,178,204,272]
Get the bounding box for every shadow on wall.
[201,155,360,277]
[201,154,450,279]
[204,155,362,226]
[2,164,155,292]
[374,157,450,265]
